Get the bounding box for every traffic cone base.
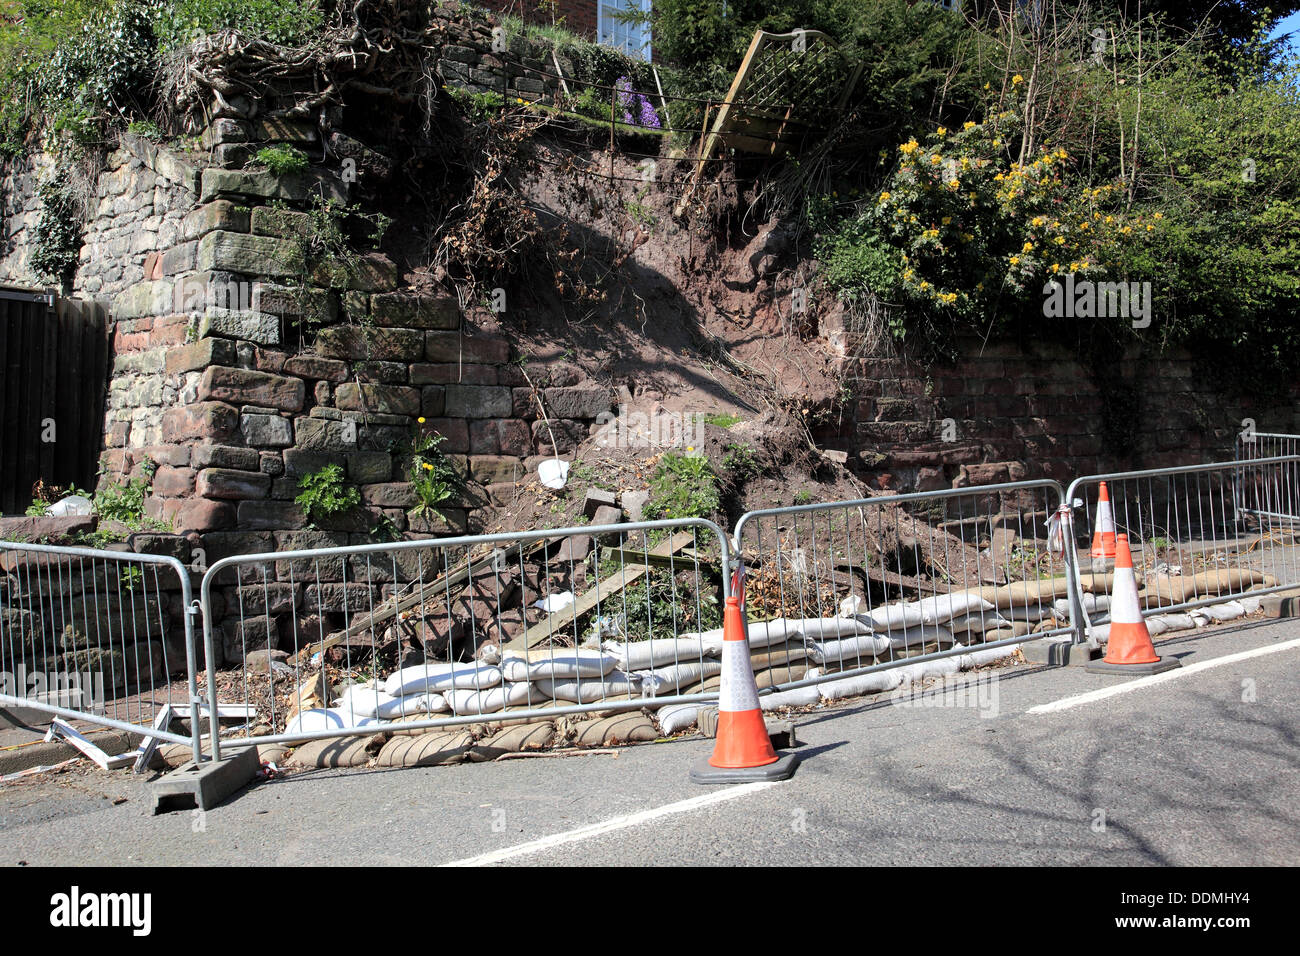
[1085,656,1181,675]
[690,751,799,784]
[691,594,799,785]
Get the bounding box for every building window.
[598,0,652,61]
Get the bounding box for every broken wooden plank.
[509,532,696,651]
[289,541,547,664]
[595,546,718,571]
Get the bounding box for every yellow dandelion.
[1153,212,1164,220]
[417,417,426,424]
[1012,74,1024,85]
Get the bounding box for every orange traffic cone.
[1086,533,1181,675]
[1090,481,1117,559]
[690,595,798,783]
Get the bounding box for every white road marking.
[1027,637,1300,715]
[441,781,778,866]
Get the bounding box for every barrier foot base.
[1085,656,1182,676]
[152,745,259,814]
[689,753,798,785]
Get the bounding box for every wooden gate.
[0,287,109,516]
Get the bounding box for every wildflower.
[937,126,947,136]
[1022,241,1034,252]
[879,191,891,203]
[1049,263,1060,273]
[1012,74,1024,85]
[941,216,952,225]
[423,462,433,471]
[964,121,976,130]
[418,417,426,424]
[900,139,920,155]
[1009,255,1021,266]
[1153,212,1164,220]
[930,154,942,165]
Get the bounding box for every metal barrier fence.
[198,518,732,757]
[0,540,202,755]
[7,459,1297,762]
[1066,456,1300,629]
[733,480,1080,693]
[1234,433,1300,527]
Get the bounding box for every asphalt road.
[2,619,1297,866]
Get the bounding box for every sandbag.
[636,659,722,695]
[1191,600,1247,624]
[748,643,811,670]
[535,670,643,703]
[755,663,807,688]
[1145,569,1272,604]
[955,643,1022,669]
[697,619,809,655]
[283,707,379,737]
[818,668,904,700]
[885,624,953,649]
[760,684,820,710]
[915,593,996,625]
[1076,570,1143,592]
[384,662,501,697]
[809,633,891,666]
[603,637,714,669]
[377,731,474,767]
[947,611,1013,635]
[335,686,446,720]
[447,682,545,716]
[656,703,704,734]
[967,578,1074,610]
[1003,603,1052,622]
[1053,594,1110,618]
[861,601,925,631]
[895,655,961,686]
[500,649,616,682]
[781,617,874,640]
[1148,613,1196,632]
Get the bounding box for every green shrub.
[253,144,309,176]
[295,464,360,526]
[644,453,720,521]
[153,0,325,51]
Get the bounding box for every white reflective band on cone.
[719,638,760,713]
[1110,567,1142,622]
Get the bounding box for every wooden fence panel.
[0,292,109,516]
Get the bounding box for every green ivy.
[29,175,82,285]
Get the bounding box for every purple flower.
[614,75,660,129]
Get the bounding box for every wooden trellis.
[676,28,862,216]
